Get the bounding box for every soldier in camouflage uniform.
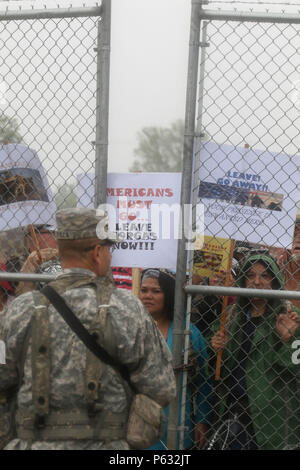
[0,273,17,449]
[0,208,176,450]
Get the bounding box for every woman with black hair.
[140,268,212,450]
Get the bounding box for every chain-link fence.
[0,0,300,452]
[0,4,103,267]
[169,1,300,451]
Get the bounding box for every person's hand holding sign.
[20,248,58,274]
[211,329,229,352]
[276,304,300,343]
[16,247,59,296]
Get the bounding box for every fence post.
[166,0,202,450]
[178,18,209,449]
[95,0,111,207]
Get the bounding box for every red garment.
[0,262,13,292]
[112,267,133,290]
[227,295,237,305]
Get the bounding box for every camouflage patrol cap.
[56,208,117,241]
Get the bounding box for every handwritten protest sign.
[77,172,182,269]
[0,144,56,231]
[193,235,233,279]
[198,141,300,248]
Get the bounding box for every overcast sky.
[108,0,298,173]
[0,0,191,174]
[109,0,190,172]
[0,0,298,178]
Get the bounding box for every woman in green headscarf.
[210,251,300,450]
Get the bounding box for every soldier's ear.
[91,244,101,261]
[92,244,107,266]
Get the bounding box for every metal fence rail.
[186,285,300,301]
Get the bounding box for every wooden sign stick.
[131,268,141,298]
[215,239,235,381]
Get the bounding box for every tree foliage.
[0,115,23,144]
[54,182,77,209]
[130,119,184,172]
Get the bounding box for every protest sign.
[77,172,182,269]
[198,141,300,248]
[193,235,233,279]
[0,144,56,231]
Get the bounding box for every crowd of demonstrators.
[187,219,300,450]
[208,250,300,450]
[139,268,212,449]
[1,213,300,450]
[107,232,300,451]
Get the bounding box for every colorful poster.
[193,235,232,278]
[198,141,300,248]
[0,144,56,231]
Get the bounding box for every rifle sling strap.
[41,285,130,384]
